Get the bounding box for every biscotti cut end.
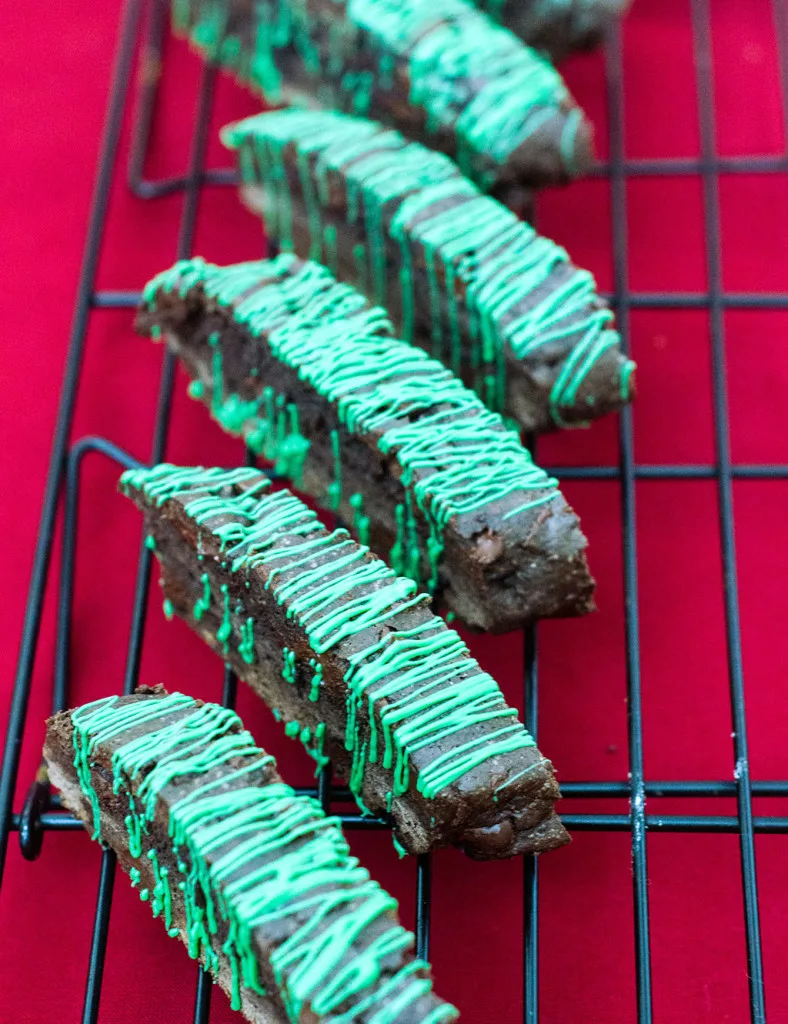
[445,492,596,629]
[478,0,632,60]
[119,464,570,858]
[506,101,595,186]
[505,329,637,433]
[45,689,460,1024]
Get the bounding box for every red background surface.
[2,1,788,1021]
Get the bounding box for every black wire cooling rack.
[2,1,788,1021]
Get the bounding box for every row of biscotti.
[44,452,575,1018]
[41,7,633,1021]
[136,115,636,633]
[173,0,629,196]
[44,457,574,1019]
[54,6,628,860]
[45,462,575,1023]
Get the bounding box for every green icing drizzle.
[223,108,634,427]
[342,617,533,801]
[184,328,311,485]
[307,722,330,775]
[328,428,342,512]
[323,222,339,274]
[142,254,559,593]
[70,692,458,1021]
[120,465,539,814]
[308,659,323,702]
[349,492,370,546]
[217,584,232,655]
[194,572,211,621]
[389,496,421,583]
[282,646,297,684]
[238,617,256,664]
[181,0,576,188]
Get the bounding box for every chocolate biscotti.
[120,466,569,858]
[44,688,460,1022]
[173,0,594,192]
[222,109,635,433]
[472,0,631,60]
[138,256,595,629]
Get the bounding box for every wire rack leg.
[54,438,140,718]
[522,625,539,1024]
[604,22,653,1022]
[0,0,143,891]
[415,854,432,961]
[192,967,213,1023]
[690,1,767,1019]
[128,0,169,197]
[76,33,223,1021]
[82,849,118,1024]
[190,667,239,1022]
[128,0,235,197]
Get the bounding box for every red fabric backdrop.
[2,1,788,1021]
